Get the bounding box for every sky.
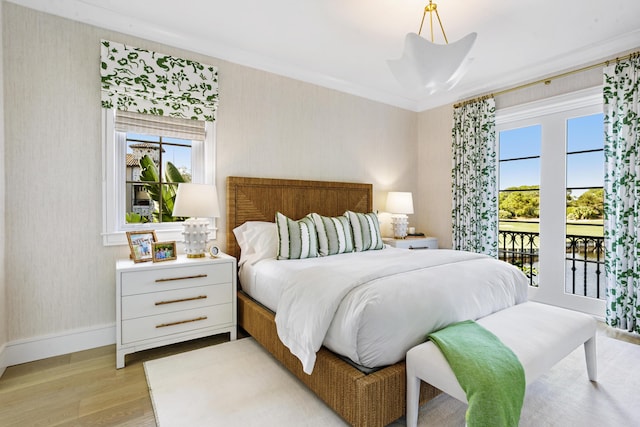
[499,113,604,192]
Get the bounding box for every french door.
[496,87,606,317]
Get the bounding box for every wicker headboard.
[226,176,373,259]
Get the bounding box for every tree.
[499,186,540,219]
[567,188,604,220]
[128,155,189,223]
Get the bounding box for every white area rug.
[144,338,347,426]
[145,334,640,426]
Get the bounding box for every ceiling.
[9,0,640,111]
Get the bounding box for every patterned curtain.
[603,54,640,333]
[100,40,218,122]
[451,97,498,256]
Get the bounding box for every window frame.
[495,86,605,316]
[102,109,217,246]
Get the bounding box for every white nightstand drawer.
[121,303,233,344]
[121,283,232,320]
[121,263,232,296]
[383,237,438,249]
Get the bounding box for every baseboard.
[0,342,7,378]
[4,323,116,367]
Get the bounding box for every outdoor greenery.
[499,185,604,237]
[127,154,190,223]
[499,185,539,219]
[567,188,604,220]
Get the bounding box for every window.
[496,86,605,316]
[125,133,192,224]
[498,125,541,286]
[565,113,605,298]
[102,110,216,246]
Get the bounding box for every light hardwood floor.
[0,332,239,426]
[1,326,638,426]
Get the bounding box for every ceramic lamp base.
[181,217,211,258]
[391,214,409,239]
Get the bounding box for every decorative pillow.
[275,212,319,260]
[310,213,354,256]
[233,221,278,267]
[345,211,384,252]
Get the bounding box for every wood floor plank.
[3,326,632,426]
[0,333,239,426]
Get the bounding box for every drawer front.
[407,239,438,250]
[121,283,232,320]
[121,263,232,296]
[121,303,233,344]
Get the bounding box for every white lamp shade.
[386,192,414,214]
[173,183,221,218]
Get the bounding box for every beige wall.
[0,1,7,372]
[416,105,454,249]
[3,3,419,343]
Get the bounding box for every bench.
[406,302,597,427]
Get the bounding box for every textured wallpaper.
[3,3,422,342]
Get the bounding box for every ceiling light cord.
[418,1,449,43]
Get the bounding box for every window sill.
[102,226,218,246]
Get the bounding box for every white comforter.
[256,248,529,374]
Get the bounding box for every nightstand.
[383,236,438,250]
[115,253,237,368]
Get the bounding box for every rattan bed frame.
[226,176,440,426]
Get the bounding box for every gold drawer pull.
[155,295,207,306]
[155,274,207,283]
[156,316,207,328]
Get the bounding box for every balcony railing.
[498,230,605,299]
[566,235,605,299]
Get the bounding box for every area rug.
[145,334,640,426]
[144,338,347,426]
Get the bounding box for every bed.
[226,176,528,426]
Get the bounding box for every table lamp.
[386,191,414,239]
[172,183,220,258]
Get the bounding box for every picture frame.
[152,241,177,262]
[126,230,157,263]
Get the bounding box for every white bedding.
[239,247,529,374]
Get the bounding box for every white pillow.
[233,221,278,266]
[310,213,354,256]
[345,211,384,252]
[275,212,318,260]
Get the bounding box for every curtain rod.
[453,50,640,109]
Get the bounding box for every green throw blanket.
[428,320,525,427]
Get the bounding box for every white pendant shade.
[387,32,477,94]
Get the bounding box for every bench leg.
[406,370,421,427]
[584,336,597,382]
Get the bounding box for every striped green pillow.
[275,212,319,260]
[345,211,384,252]
[310,213,354,256]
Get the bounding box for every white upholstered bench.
[406,301,597,427]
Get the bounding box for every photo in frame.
[152,241,177,262]
[126,230,157,263]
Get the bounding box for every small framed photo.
[152,241,177,262]
[126,230,157,263]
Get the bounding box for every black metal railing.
[498,230,539,287]
[497,229,605,299]
[565,235,605,299]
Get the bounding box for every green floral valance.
[100,40,218,121]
